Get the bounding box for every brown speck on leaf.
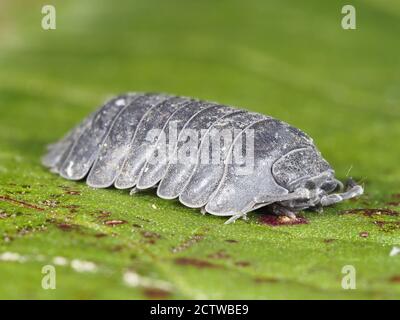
[373,220,400,232]
[0,195,45,211]
[171,234,204,253]
[111,245,125,252]
[40,199,59,208]
[96,210,112,219]
[389,275,400,283]
[359,231,369,238]
[15,191,28,195]
[175,257,220,269]
[208,250,231,260]
[0,210,8,219]
[324,239,336,244]
[386,202,400,206]
[17,226,33,236]
[57,223,75,231]
[98,210,111,215]
[374,221,385,228]
[225,239,239,244]
[3,234,13,242]
[141,230,161,238]
[259,214,308,226]
[17,225,46,236]
[141,231,161,244]
[235,261,250,267]
[341,208,399,217]
[104,220,126,226]
[254,277,279,284]
[143,288,171,299]
[279,216,292,223]
[64,205,80,209]
[134,216,152,223]
[95,233,107,238]
[65,190,81,196]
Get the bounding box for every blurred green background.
[0,0,399,299]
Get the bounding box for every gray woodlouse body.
[42,93,364,223]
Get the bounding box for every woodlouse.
[42,93,364,223]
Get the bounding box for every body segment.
[157,105,234,199]
[136,100,215,190]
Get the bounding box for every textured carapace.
[42,92,364,223]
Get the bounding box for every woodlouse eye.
[320,181,337,193]
[304,180,316,190]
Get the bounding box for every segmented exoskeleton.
[43,93,363,223]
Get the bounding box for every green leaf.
[0,0,399,299]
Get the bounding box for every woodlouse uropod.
[42,93,364,223]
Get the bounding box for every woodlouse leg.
[223,200,256,224]
[320,179,363,206]
[313,205,324,213]
[270,204,297,219]
[278,208,297,219]
[224,213,247,225]
[129,187,139,195]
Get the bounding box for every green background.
[0,0,399,299]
